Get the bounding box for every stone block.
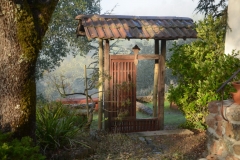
[224,122,234,139]
[226,154,239,160]
[215,115,223,122]
[208,137,228,157]
[208,101,220,113]
[226,104,240,122]
[215,120,223,137]
[232,124,240,141]
[207,130,217,144]
[223,99,235,106]
[206,114,216,129]
[206,154,218,160]
[218,139,228,157]
[209,140,219,155]
[233,143,240,156]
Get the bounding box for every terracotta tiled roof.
[75,14,197,40]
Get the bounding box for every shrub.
[0,132,45,160]
[36,102,87,152]
[167,16,240,130]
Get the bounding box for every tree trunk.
[0,0,58,139]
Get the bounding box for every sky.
[100,0,203,21]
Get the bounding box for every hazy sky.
[100,0,203,21]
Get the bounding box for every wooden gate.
[108,55,159,133]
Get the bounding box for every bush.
[167,16,240,130]
[0,132,45,160]
[36,102,87,152]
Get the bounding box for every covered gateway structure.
[75,14,197,132]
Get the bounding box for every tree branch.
[28,0,59,38]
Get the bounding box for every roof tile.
[76,14,197,40]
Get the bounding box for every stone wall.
[204,99,240,160]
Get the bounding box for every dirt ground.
[147,130,207,160]
[85,129,207,160]
[46,129,207,160]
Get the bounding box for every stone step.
[127,129,194,137]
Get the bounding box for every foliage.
[0,132,45,160]
[167,16,240,130]
[36,0,100,78]
[195,0,227,17]
[36,102,87,151]
[195,0,228,39]
[37,54,97,101]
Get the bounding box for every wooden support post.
[158,40,166,130]
[98,39,103,130]
[84,65,89,118]
[104,39,110,130]
[153,40,159,117]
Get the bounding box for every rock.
[138,137,146,143]
[136,102,153,116]
[136,96,153,103]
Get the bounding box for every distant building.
[225,0,240,56]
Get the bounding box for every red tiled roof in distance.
[75,14,197,40]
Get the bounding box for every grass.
[91,113,99,130]
[91,100,186,129]
[136,111,151,118]
[164,108,185,125]
[143,101,186,126]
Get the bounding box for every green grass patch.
[164,101,186,125]
[141,101,185,125]
[143,101,170,109]
[164,108,185,125]
[136,111,151,119]
[91,113,99,130]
